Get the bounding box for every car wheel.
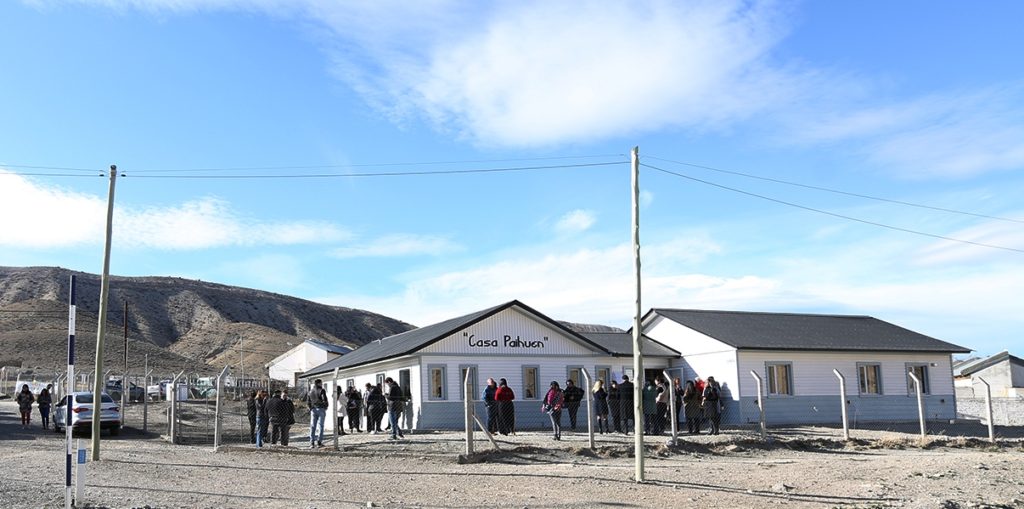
[110,427,120,436]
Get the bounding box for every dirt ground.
[2,401,1024,509]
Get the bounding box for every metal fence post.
[213,366,229,451]
[908,371,926,440]
[582,368,594,450]
[143,365,153,433]
[833,369,849,440]
[464,367,474,456]
[750,370,766,439]
[332,367,340,451]
[977,377,995,443]
[169,370,185,444]
[662,370,678,446]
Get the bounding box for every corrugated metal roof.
[301,300,611,377]
[649,309,971,353]
[578,332,679,357]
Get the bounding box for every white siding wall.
[319,357,419,432]
[644,315,736,356]
[671,350,739,400]
[419,307,594,356]
[269,344,342,387]
[737,350,956,397]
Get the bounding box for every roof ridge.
[654,308,873,319]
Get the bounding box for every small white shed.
[266,339,352,388]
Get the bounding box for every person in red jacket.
[494,378,516,436]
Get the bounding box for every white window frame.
[906,363,930,395]
[856,363,883,396]
[765,362,793,396]
[522,365,540,400]
[427,365,447,401]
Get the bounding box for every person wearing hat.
[542,381,564,440]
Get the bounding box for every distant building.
[266,339,352,388]
[954,351,1024,398]
[642,309,971,425]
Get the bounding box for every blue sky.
[2,1,1022,356]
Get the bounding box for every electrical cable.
[646,155,1024,225]
[125,161,623,179]
[642,162,1024,254]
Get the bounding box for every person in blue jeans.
[305,379,329,448]
[255,390,269,448]
[384,377,406,440]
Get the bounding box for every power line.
[646,155,1024,225]
[642,163,1024,254]
[0,163,100,172]
[127,154,627,173]
[0,172,104,178]
[125,161,622,179]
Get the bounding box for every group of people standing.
[246,388,296,448]
[541,374,725,440]
[15,383,53,430]
[334,377,407,440]
[482,377,517,436]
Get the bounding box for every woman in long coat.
[682,380,701,434]
[16,384,34,429]
[592,380,609,434]
[494,378,516,436]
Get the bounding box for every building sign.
[465,332,548,349]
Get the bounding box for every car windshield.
[75,393,115,404]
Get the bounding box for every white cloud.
[0,170,349,249]
[554,210,596,234]
[330,234,459,259]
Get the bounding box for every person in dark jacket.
[16,384,34,429]
[37,385,53,429]
[482,378,498,434]
[246,390,258,443]
[267,390,289,446]
[345,386,362,433]
[608,381,622,433]
[701,376,722,435]
[494,378,515,435]
[642,379,658,434]
[592,380,609,434]
[618,375,634,434]
[255,390,269,447]
[562,379,584,431]
[384,377,405,440]
[368,383,386,433]
[682,380,701,434]
[304,379,329,448]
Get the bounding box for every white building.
[642,308,971,425]
[300,300,679,431]
[954,351,1024,398]
[266,339,352,388]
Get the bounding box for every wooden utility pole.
[91,165,117,460]
[630,146,645,482]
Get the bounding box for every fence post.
[143,365,153,433]
[464,367,474,456]
[332,367,340,451]
[908,371,926,440]
[169,370,185,444]
[750,370,766,439]
[581,368,594,450]
[662,370,678,446]
[833,369,849,441]
[213,365,229,451]
[977,377,995,444]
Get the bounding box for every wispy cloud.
[0,171,349,249]
[554,210,596,234]
[329,233,460,259]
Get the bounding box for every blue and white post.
[65,275,76,509]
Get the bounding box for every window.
[765,362,793,396]
[399,369,411,400]
[459,364,478,401]
[566,366,583,387]
[522,366,539,399]
[857,364,882,395]
[428,365,446,400]
[595,366,611,387]
[623,367,634,381]
[906,363,930,395]
[345,379,355,389]
[375,373,385,387]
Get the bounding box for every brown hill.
[0,266,413,375]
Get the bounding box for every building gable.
[420,306,601,356]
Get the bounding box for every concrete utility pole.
[121,300,128,429]
[630,146,645,482]
[91,165,118,460]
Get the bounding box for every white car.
[53,392,121,436]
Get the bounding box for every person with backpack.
[345,386,362,433]
[16,384,34,429]
[37,385,53,430]
[562,379,584,432]
[384,377,406,440]
[305,379,329,448]
[701,376,722,435]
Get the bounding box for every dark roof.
[954,351,1024,377]
[579,332,679,357]
[304,339,352,355]
[647,309,971,353]
[301,300,610,377]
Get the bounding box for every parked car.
[104,379,144,402]
[147,380,171,400]
[53,392,121,436]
